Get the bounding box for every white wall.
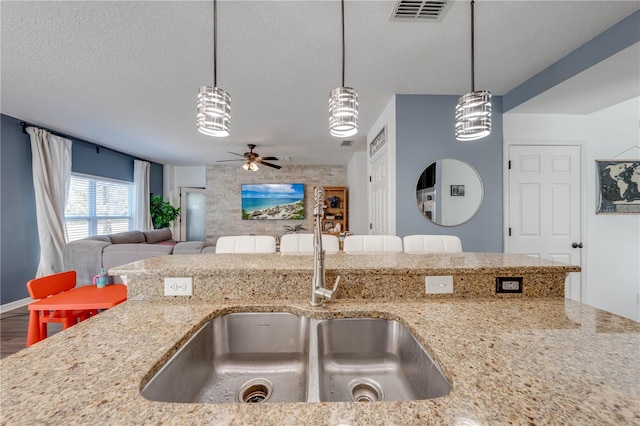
[347,151,369,234]
[504,97,640,321]
[586,97,640,321]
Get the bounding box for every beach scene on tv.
[242,184,305,220]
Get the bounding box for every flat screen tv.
[241,184,305,220]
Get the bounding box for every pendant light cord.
[213,0,218,87]
[470,0,475,92]
[341,0,346,87]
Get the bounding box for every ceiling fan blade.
[258,156,279,161]
[227,151,245,158]
[216,159,245,162]
[259,161,281,169]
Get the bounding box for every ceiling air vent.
[340,140,353,147]
[391,0,451,22]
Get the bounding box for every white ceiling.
[2,1,639,166]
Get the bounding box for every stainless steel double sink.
[141,312,451,404]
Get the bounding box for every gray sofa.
[63,228,207,285]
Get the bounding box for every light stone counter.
[2,298,639,425]
[6,253,635,425]
[111,252,580,301]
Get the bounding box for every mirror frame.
[415,158,484,227]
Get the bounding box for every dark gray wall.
[1,115,40,304]
[0,114,163,305]
[395,95,503,252]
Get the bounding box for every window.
[65,174,133,242]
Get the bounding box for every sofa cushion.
[108,231,145,244]
[173,241,206,255]
[102,244,174,271]
[143,228,173,244]
[86,235,112,243]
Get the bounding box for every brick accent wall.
[206,164,347,244]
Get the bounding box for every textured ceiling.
[1,1,639,166]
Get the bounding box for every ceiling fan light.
[329,87,359,137]
[455,90,491,141]
[242,161,259,171]
[197,86,231,137]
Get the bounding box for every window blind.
[65,174,133,242]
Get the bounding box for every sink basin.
[141,312,310,403]
[316,318,451,402]
[141,313,450,404]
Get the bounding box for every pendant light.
[455,0,491,141]
[329,0,358,138]
[197,0,231,137]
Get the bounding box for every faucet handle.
[315,275,341,302]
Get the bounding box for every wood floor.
[0,306,61,359]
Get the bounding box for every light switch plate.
[425,276,454,294]
[164,277,193,296]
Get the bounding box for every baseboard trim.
[1,297,31,314]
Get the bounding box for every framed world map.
[596,160,640,214]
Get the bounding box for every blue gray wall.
[395,95,503,252]
[1,115,40,305]
[0,114,163,305]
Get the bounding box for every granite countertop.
[112,252,581,276]
[2,297,639,424]
[112,252,581,302]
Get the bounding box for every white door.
[369,148,390,235]
[507,145,582,301]
[179,187,206,241]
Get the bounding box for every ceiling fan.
[216,144,281,171]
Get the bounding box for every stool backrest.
[402,235,463,253]
[26,270,77,300]
[280,234,340,254]
[343,235,403,253]
[215,235,277,253]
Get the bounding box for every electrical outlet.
[425,276,454,294]
[164,277,193,296]
[496,277,523,293]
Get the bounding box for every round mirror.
[415,159,483,226]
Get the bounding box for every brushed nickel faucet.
[311,186,340,306]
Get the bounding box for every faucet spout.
[311,187,339,306]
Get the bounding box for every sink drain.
[236,379,274,403]
[347,378,384,402]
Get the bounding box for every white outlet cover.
[425,276,454,294]
[164,277,193,296]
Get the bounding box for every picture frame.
[324,221,334,232]
[450,185,465,196]
[241,183,305,220]
[596,160,640,214]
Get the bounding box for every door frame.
[178,187,206,242]
[502,139,587,301]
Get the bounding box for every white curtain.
[133,159,152,230]
[26,127,72,277]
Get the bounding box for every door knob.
[572,242,583,248]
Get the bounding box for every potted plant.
[284,224,306,234]
[150,195,181,229]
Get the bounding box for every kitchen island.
[1,253,638,425]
